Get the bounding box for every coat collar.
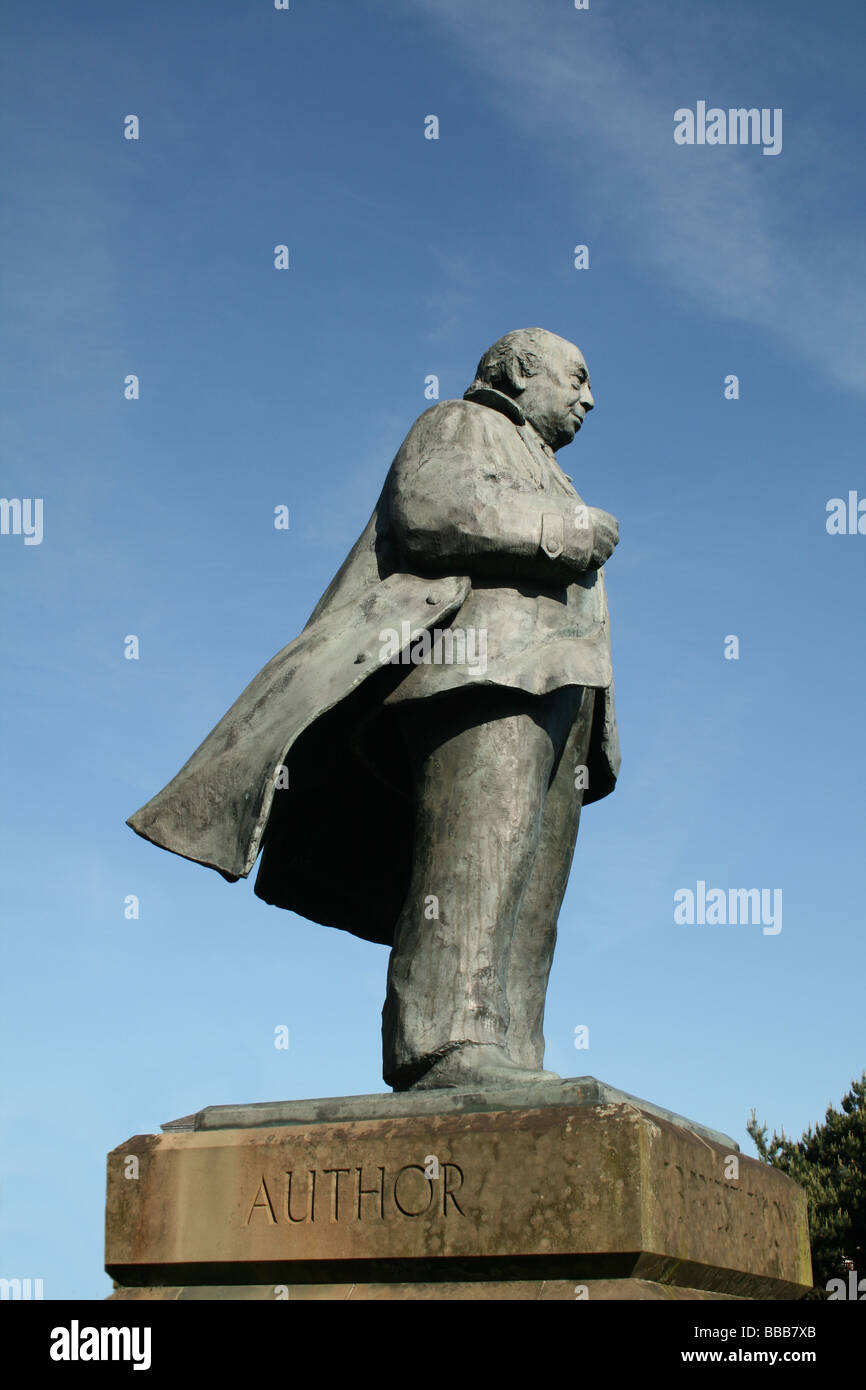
[463,383,576,484]
[463,383,562,461]
[463,383,526,426]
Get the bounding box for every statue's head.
[469,327,594,452]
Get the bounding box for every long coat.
[128,388,620,946]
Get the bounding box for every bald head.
[469,327,594,452]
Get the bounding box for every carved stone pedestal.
[106,1078,812,1301]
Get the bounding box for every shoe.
[403,1042,560,1091]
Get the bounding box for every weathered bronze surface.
[128,329,619,1089]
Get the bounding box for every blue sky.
[2,0,864,1299]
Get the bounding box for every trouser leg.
[381,692,556,1086]
[504,687,595,1070]
[382,687,586,1088]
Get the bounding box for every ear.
[507,349,542,395]
[505,364,527,395]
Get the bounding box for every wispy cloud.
[388,0,866,395]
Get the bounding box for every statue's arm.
[389,405,614,583]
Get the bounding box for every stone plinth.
[106,1080,812,1301]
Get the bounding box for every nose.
[580,385,594,413]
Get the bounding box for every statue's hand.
[589,508,619,568]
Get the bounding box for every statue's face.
[520,340,594,452]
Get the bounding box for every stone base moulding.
[105,1080,812,1301]
[110,1279,744,1301]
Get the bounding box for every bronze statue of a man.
[128,328,620,1091]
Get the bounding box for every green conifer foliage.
[748,1073,865,1297]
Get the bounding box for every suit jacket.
[127,387,620,945]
